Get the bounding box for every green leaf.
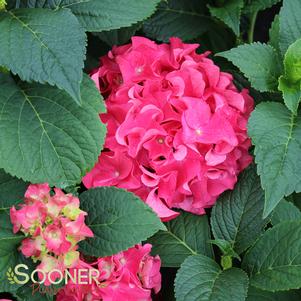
[94,23,140,47]
[281,39,301,82]
[175,255,249,301]
[271,199,301,225]
[211,166,268,254]
[147,212,213,267]
[66,0,160,32]
[243,220,301,291]
[218,43,283,92]
[244,0,281,14]
[79,187,166,257]
[247,286,301,301]
[0,73,106,188]
[279,39,301,113]
[0,169,28,210]
[269,15,280,52]
[278,77,301,114]
[0,8,86,104]
[143,0,211,42]
[279,0,301,55]
[0,210,25,292]
[248,102,301,217]
[208,0,244,36]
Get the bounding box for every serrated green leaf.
[9,0,160,32]
[0,169,28,210]
[248,102,301,217]
[279,39,301,113]
[247,286,301,301]
[175,255,249,301]
[279,0,301,55]
[143,0,211,42]
[244,0,281,14]
[0,73,106,188]
[271,199,301,225]
[147,212,213,267]
[269,15,280,52]
[243,220,301,291]
[79,187,165,257]
[208,0,244,36]
[0,8,86,104]
[218,43,283,92]
[66,0,160,32]
[211,166,268,254]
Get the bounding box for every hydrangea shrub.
[1,0,301,300]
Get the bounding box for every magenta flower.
[83,37,254,220]
[57,244,161,301]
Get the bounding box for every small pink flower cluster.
[84,37,254,221]
[10,183,93,284]
[57,244,161,301]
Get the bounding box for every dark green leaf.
[247,286,301,301]
[208,0,244,36]
[0,8,86,103]
[143,0,211,42]
[66,0,160,32]
[248,102,301,217]
[0,73,106,188]
[211,166,268,254]
[271,199,301,225]
[0,169,28,210]
[279,0,301,55]
[175,255,249,301]
[218,43,283,92]
[147,212,213,267]
[79,187,165,257]
[243,220,301,291]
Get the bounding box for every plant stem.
[248,12,258,43]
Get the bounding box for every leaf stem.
[248,12,258,43]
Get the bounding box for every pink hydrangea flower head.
[57,244,161,301]
[9,183,93,286]
[83,37,254,220]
